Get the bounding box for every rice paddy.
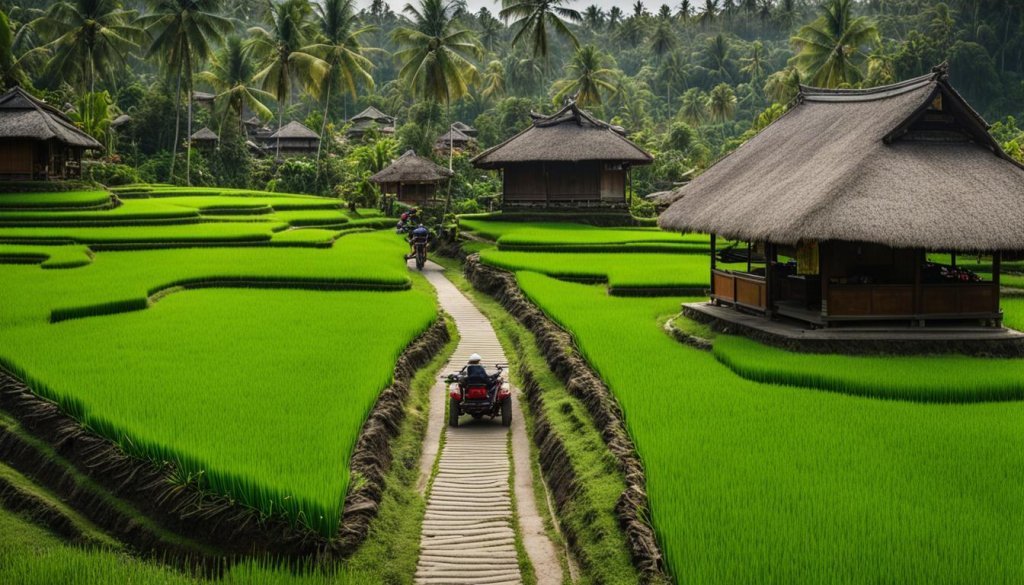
[514,271,1024,584]
[0,190,112,209]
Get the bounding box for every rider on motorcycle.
[406,223,430,259]
[460,353,490,382]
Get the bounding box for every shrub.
[87,162,141,186]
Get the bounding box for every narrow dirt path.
[413,260,563,585]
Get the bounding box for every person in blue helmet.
[406,222,430,259]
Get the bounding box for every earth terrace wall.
[464,255,667,583]
[0,315,448,562]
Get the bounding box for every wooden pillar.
[993,251,1002,315]
[710,233,717,299]
[543,163,549,206]
[913,248,922,322]
[951,251,957,268]
[746,241,752,274]
[765,242,776,317]
[819,242,829,319]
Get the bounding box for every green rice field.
[513,271,1023,584]
[0,190,112,209]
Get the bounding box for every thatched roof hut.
[659,68,1024,251]
[471,102,653,208]
[268,121,319,157]
[347,106,395,138]
[436,126,473,150]
[370,150,453,206]
[452,121,477,137]
[660,67,1024,329]
[190,127,219,144]
[0,86,102,180]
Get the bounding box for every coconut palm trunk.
[186,71,193,185]
[170,58,183,184]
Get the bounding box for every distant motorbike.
[412,238,428,270]
[445,364,511,427]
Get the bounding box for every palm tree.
[708,81,736,141]
[0,10,28,91]
[247,0,328,159]
[677,0,693,21]
[478,9,504,51]
[29,0,140,93]
[307,0,375,164]
[392,0,481,212]
[657,49,687,104]
[140,0,232,185]
[679,87,707,125]
[198,36,274,134]
[648,19,677,58]
[703,33,732,81]
[763,65,799,104]
[67,91,115,151]
[500,0,582,59]
[789,0,879,88]
[698,0,718,27]
[608,6,623,28]
[481,59,506,99]
[739,40,767,85]
[583,5,605,32]
[552,44,615,106]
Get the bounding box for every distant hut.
[110,113,132,130]
[435,126,474,152]
[370,150,453,206]
[471,102,653,209]
[0,86,102,180]
[268,121,320,157]
[190,127,219,149]
[347,106,395,139]
[452,121,477,137]
[660,66,1024,329]
[191,91,215,108]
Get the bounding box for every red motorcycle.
[445,364,511,427]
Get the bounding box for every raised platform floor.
[684,302,1024,357]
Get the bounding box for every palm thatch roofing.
[350,106,394,123]
[658,67,1024,251]
[190,127,218,141]
[437,127,473,145]
[0,87,102,149]
[370,150,453,184]
[270,121,319,140]
[452,121,477,136]
[111,113,132,128]
[472,102,653,169]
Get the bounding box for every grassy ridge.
[514,272,1024,584]
[713,334,1024,402]
[0,221,290,245]
[0,286,437,537]
[0,190,112,209]
[0,244,93,269]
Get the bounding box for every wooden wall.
[0,140,34,177]
[503,162,626,204]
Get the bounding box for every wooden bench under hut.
[0,87,102,180]
[370,150,453,207]
[659,66,1024,347]
[471,102,653,209]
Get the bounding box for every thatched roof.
[350,106,394,123]
[0,87,102,149]
[270,121,319,140]
[370,150,453,184]
[437,127,473,145]
[659,67,1024,251]
[190,127,218,141]
[452,121,477,136]
[192,91,215,102]
[111,113,132,128]
[472,102,653,168]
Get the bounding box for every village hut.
[346,106,395,139]
[452,121,477,137]
[370,149,453,206]
[472,102,653,208]
[0,86,103,180]
[435,126,474,151]
[659,66,1024,329]
[268,121,320,157]
[190,127,219,149]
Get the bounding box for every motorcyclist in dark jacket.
[406,224,430,259]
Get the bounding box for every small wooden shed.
[369,150,453,206]
[435,126,474,151]
[0,86,103,180]
[268,121,320,157]
[347,106,395,139]
[471,102,653,209]
[190,127,219,149]
[659,66,1024,328]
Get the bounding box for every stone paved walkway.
[413,260,562,585]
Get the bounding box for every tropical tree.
[247,0,328,159]
[608,6,624,28]
[392,0,481,210]
[0,10,29,91]
[698,0,719,27]
[552,44,616,106]
[708,81,736,140]
[679,87,707,125]
[140,0,232,185]
[763,65,800,103]
[198,36,274,133]
[739,40,767,85]
[307,0,375,163]
[29,0,140,93]
[478,9,504,51]
[677,0,693,21]
[789,0,879,88]
[703,33,732,81]
[583,5,605,31]
[648,19,677,58]
[481,59,506,98]
[500,0,582,59]
[67,91,115,151]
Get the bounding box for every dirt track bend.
[413,259,562,585]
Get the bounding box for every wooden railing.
[711,269,767,312]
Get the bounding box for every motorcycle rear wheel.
[448,397,460,427]
[501,398,512,427]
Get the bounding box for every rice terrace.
[0,0,1022,583]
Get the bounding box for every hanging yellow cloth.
[796,240,819,275]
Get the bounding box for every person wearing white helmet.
[463,353,488,381]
